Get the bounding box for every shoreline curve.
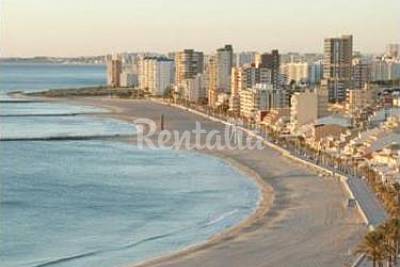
[128,153,274,267]
[62,96,275,267]
[17,95,366,267]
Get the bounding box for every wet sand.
[68,97,367,267]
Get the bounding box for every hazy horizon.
[2,0,399,57]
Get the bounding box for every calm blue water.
[0,63,106,94]
[0,63,260,267]
[0,102,105,116]
[1,115,135,140]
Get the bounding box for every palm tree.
[385,219,400,265]
[393,183,400,206]
[378,223,396,266]
[387,201,400,219]
[356,230,390,267]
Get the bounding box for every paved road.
[347,177,388,227]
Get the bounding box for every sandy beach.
[63,97,367,267]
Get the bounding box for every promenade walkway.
[157,100,388,229]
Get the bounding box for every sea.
[0,63,260,267]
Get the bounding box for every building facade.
[239,84,287,119]
[370,59,400,81]
[180,74,206,103]
[229,67,241,114]
[208,56,219,108]
[138,57,174,96]
[322,35,353,102]
[317,87,329,118]
[260,50,280,89]
[120,72,138,88]
[352,58,370,89]
[216,45,234,93]
[239,86,268,119]
[229,65,273,113]
[175,49,204,85]
[236,52,258,67]
[231,64,272,91]
[290,90,319,130]
[281,62,309,84]
[309,60,323,85]
[106,54,122,88]
[346,84,378,114]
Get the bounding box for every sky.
[1,0,399,57]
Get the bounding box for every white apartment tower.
[229,64,272,113]
[281,62,309,84]
[239,84,288,119]
[139,57,174,96]
[208,56,219,108]
[216,45,234,93]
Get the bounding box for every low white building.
[290,90,318,131]
[180,74,206,103]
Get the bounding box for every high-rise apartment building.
[260,50,280,89]
[229,64,272,113]
[352,58,370,89]
[229,67,241,114]
[106,54,123,88]
[236,52,258,67]
[175,49,204,85]
[322,35,353,102]
[281,62,309,84]
[208,56,219,108]
[231,64,272,91]
[138,57,174,96]
[180,74,206,103]
[120,72,138,88]
[309,60,323,85]
[216,45,234,93]
[371,59,400,81]
[239,84,288,119]
[239,85,269,119]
